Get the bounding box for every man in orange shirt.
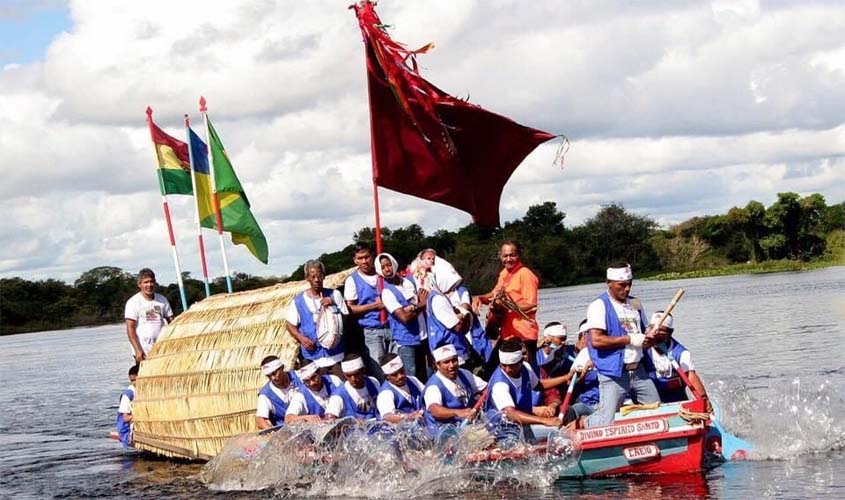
[473,240,540,368]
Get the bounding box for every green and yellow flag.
[199,118,269,264]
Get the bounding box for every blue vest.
[335,378,380,419]
[258,380,295,427]
[425,290,471,360]
[300,376,338,418]
[643,339,689,402]
[485,365,533,422]
[423,370,477,430]
[456,286,493,362]
[382,278,422,346]
[576,367,600,406]
[350,272,387,328]
[587,292,648,378]
[294,289,344,361]
[378,379,424,418]
[115,387,134,448]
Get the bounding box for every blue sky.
[0,2,70,66]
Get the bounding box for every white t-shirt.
[326,377,380,418]
[376,376,425,417]
[124,292,173,355]
[430,293,459,329]
[649,346,693,377]
[118,384,135,414]
[343,271,379,302]
[423,370,488,408]
[381,279,428,339]
[256,382,295,419]
[585,294,647,364]
[285,290,348,326]
[571,348,593,371]
[286,374,342,416]
[490,362,539,411]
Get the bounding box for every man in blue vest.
[584,263,660,427]
[376,353,426,423]
[344,243,390,381]
[642,312,712,412]
[286,361,342,420]
[115,364,138,449]
[423,344,487,434]
[377,252,428,381]
[286,260,347,376]
[325,354,381,421]
[256,356,319,429]
[486,339,576,442]
[569,320,600,420]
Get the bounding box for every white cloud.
[1,0,844,284]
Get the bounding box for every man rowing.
[326,354,380,421]
[423,345,488,433]
[569,320,600,419]
[584,263,660,427]
[642,312,712,412]
[286,361,342,421]
[485,339,576,442]
[376,353,425,423]
[256,356,317,429]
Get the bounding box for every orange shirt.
[492,264,539,341]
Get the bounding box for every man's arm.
[428,403,476,421]
[285,322,316,351]
[256,416,273,430]
[588,329,634,349]
[345,298,384,316]
[125,319,145,363]
[501,406,562,428]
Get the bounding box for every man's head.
[137,268,156,299]
[499,240,522,271]
[419,249,437,269]
[576,319,589,350]
[376,253,399,280]
[298,362,324,391]
[341,354,367,389]
[352,242,375,275]
[499,339,525,378]
[128,364,139,384]
[541,322,567,349]
[260,355,289,388]
[606,262,633,302]
[432,344,460,379]
[303,260,325,292]
[380,353,407,387]
[648,311,675,342]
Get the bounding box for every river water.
[1,268,844,499]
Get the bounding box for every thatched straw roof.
[131,269,352,460]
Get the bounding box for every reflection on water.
[1,267,844,499]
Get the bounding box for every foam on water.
[200,419,580,498]
[709,375,845,460]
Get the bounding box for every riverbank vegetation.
[2,192,842,335]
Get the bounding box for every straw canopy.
[131,268,352,460]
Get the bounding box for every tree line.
[2,192,842,335]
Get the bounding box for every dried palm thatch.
[131,268,353,460]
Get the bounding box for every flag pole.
[145,106,189,312]
[198,96,234,294]
[184,114,212,298]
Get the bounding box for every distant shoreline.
[4,261,842,337]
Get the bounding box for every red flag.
[352,1,556,227]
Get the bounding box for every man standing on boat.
[423,345,488,433]
[256,356,320,429]
[286,260,347,376]
[325,354,381,420]
[472,240,540,367]
[344,242,390,381]
[377,252,427,380]
[286,361,342,420]
[642,312,712,412]
[124,268,173,363]
[584,263,660,427]
[376,353,426,423]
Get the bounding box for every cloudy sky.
[2,0,844,285]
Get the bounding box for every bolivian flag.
[188,122,269,264]
[149,120,193,195]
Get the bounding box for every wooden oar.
[649,288,705,400]
[558,371,579,421]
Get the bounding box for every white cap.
[381,356,404,375]
[315,356,337,368]
[432,344,458,362]
[650,312,674,329]
[606,265,633,281]
[543,323,567,338]
[261,359,284,376]
[341,357,365,374]
[578,321,590,335]
[298,363,319,380]
[499,349,523,365]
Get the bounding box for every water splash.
[709,375,845,460]
[200,418,580,497]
